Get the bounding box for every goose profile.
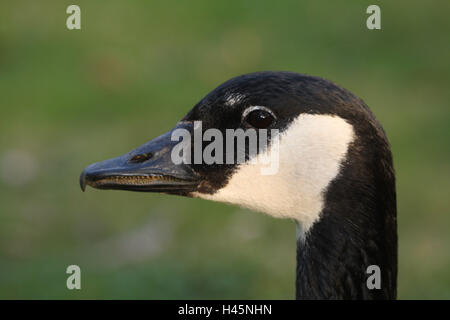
[80,71,397,299]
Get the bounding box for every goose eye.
[244,109,274,129]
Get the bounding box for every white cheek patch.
[193,114,355,234]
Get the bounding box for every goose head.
[80,71,397,299]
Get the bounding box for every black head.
[80,71,382,197]
[80,71,397,299]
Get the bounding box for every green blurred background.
[0,1,449,299]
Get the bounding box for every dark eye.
[244,109,275,129]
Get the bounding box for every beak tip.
[79,170,87,192]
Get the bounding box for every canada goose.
[80,71,397,299]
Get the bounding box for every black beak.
[80,122,199,195]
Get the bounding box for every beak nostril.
[129,152,153,163]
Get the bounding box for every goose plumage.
[80,71,397,299]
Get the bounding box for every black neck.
[295,132,397,300]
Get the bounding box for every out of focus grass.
[0,1,449,299]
